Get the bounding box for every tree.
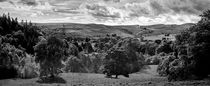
[0,14,42,54]
[103,38,145,78]
[158,10,210,81]
[156,41,173,54]
[34,36,70,78]
[175,10,210,79]
[103,50,129,78]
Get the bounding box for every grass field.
[0,65,210,86]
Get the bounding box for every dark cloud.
[129,8,150,17]
[163,0,210,15]
[150,1,168,15]
[86,4,121,19]
[19,0,38,6]
[191,0,210,12]
[0,0,7,2]
[126,0,210,18]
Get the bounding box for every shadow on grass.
[136,65,151,74]
[36,76,66,84]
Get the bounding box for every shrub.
[18,54,39,79]
[157,54,176,76]
[63,53,106,73]
[0,43,25,79]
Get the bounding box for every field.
[1,65,210,86]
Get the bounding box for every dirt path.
[0,65,210,86]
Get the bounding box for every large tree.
[103,38,145,78]
[34,36,70,78]
[103,50,129,78]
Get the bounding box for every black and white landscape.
[0,0,210,86]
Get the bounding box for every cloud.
[150,0,169,15]
[0,0,7,2]
[53,8,81,14]
[18,0,38,6]
[0,0,209,25]
[158,0,210,15]
[85,4,121,20]
[103,0,121,3]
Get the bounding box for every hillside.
[36,23,194,38]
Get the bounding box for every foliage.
[138,42,158,56]
[18,54,39,79]
[0,43,25,79]
[64,53,106,73]
[156,41,174,54]
[34,36,70,78]
[145,53,167,65]
[0,43,25,68]
[103,38,145,78]
[81,42,94,53]
[158,10,210,81]
[157,53,176,76]
[0,14,42,54]
[103,50,129,78]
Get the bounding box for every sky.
[0,0,209,25]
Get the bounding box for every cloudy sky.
[0,0,209,25]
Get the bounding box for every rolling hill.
[36,23,194,38]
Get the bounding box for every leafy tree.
[103,50,129,78]
[158,10,210,81]
[34,36,70,78]
[103,38,145,78]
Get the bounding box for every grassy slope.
[1,65,210,86]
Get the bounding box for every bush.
[18,54,39,79]
[157,54,176,76]
[63,53,105,73]
[0,43,25,79]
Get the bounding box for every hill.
[36,23,194,38]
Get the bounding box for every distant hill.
[36,23,194,38]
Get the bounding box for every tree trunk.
[115,75,118,78]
